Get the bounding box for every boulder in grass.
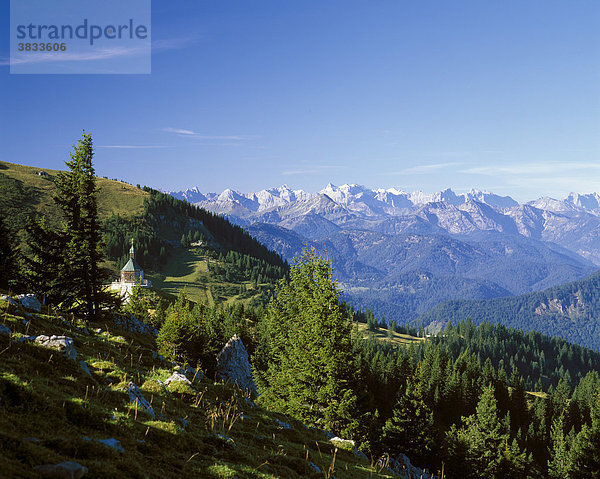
[16,294,41,312]
[216,335,258,397]
[98,438,125,453]
[35,335,77,361]
[34,461,88,478]
[164,371,191,387]
[127,382,155,418]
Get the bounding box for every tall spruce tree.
[22,216,67,304]
[548,413,571,479]
[569,391,600,478]
[0,214,18,290]
[41,131,108,317]
[61,132,106,317]
[253,248,359,437]
[380,371,436,466]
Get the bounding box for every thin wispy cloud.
[0,36,197,66]
[162,127,196,136]
[461,162,600,176]
[2,45,149,66]
[391,161,463,175]
[161,127,253,141]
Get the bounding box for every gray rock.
[82,436,125,453]
[216,335,258,397]
[112,314,158,337]
[164,371,191,386]
[176,417,190,427]
[127,382,155,418]
[16,294,41,312]
[215,433,236,447]
[389,453,434,479]
[330,436,355,448]
[23,437,41,443]
[0,324,12,336]
[275,419,291,429]
[35,335,77,360]
[79,360,91,376]
[96,438,125,453]
[34,461,88,478]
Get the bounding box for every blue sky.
[1,0,599,201]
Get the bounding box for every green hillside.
[0,160,147,226]
[0,160,287,305]
[416,270,600,350]
[0,298,390,478]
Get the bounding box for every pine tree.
[0,214,18,290]
[569,391,600,478]
[22,216,67,305]
[381,373,436,466]
[253,248,359,437]
[548,413,571,479]
[53,131,109,318]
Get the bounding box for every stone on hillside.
[0,295,18,307]
[34,461,88,478]
[97,438,125,453]
[35,335,77,360]
[330,436,355,448]
[113,314,158,337]
[0,324,12,336]
[275,419,291,429]
[127,382,155,418]
[16,294,41,312]
[216,335,258,397]
[389,453,433,479]
[79,360,91,376]
[174,364,203,383]
[214,433,236,447]
[164,371,191,386]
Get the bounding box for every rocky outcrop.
[16,294,41,312]
[83,437,125,453]
[34,461,88,478]
[113,314,158,337]
[174,364,203,383]
[127,382,155,418]
[35,335,77,361]
[389,453,434,479]
[216,335,257,397]
[164,371,191,387]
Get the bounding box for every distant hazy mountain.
[168,184,600,323]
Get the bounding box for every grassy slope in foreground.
[0,298,394,479]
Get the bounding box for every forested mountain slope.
[417,271,600,350]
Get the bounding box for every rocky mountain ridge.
[166,184,600,324]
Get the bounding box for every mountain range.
[168,184,600,324]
